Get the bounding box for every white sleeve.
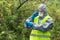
[43,18,53,28]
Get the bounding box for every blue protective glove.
[24,11,38,28]
[24,21,34,28]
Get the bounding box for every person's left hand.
[33,24,42,27]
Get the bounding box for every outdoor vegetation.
[0,0,60,40]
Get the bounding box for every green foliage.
[0,0,60,40]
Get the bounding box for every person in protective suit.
[24,4,53,40]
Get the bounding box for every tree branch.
[17,0,28,10]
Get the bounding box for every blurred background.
[0,0,60,40]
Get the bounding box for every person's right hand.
[24,22,34,28]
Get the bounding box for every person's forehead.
[39,9,43,11]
